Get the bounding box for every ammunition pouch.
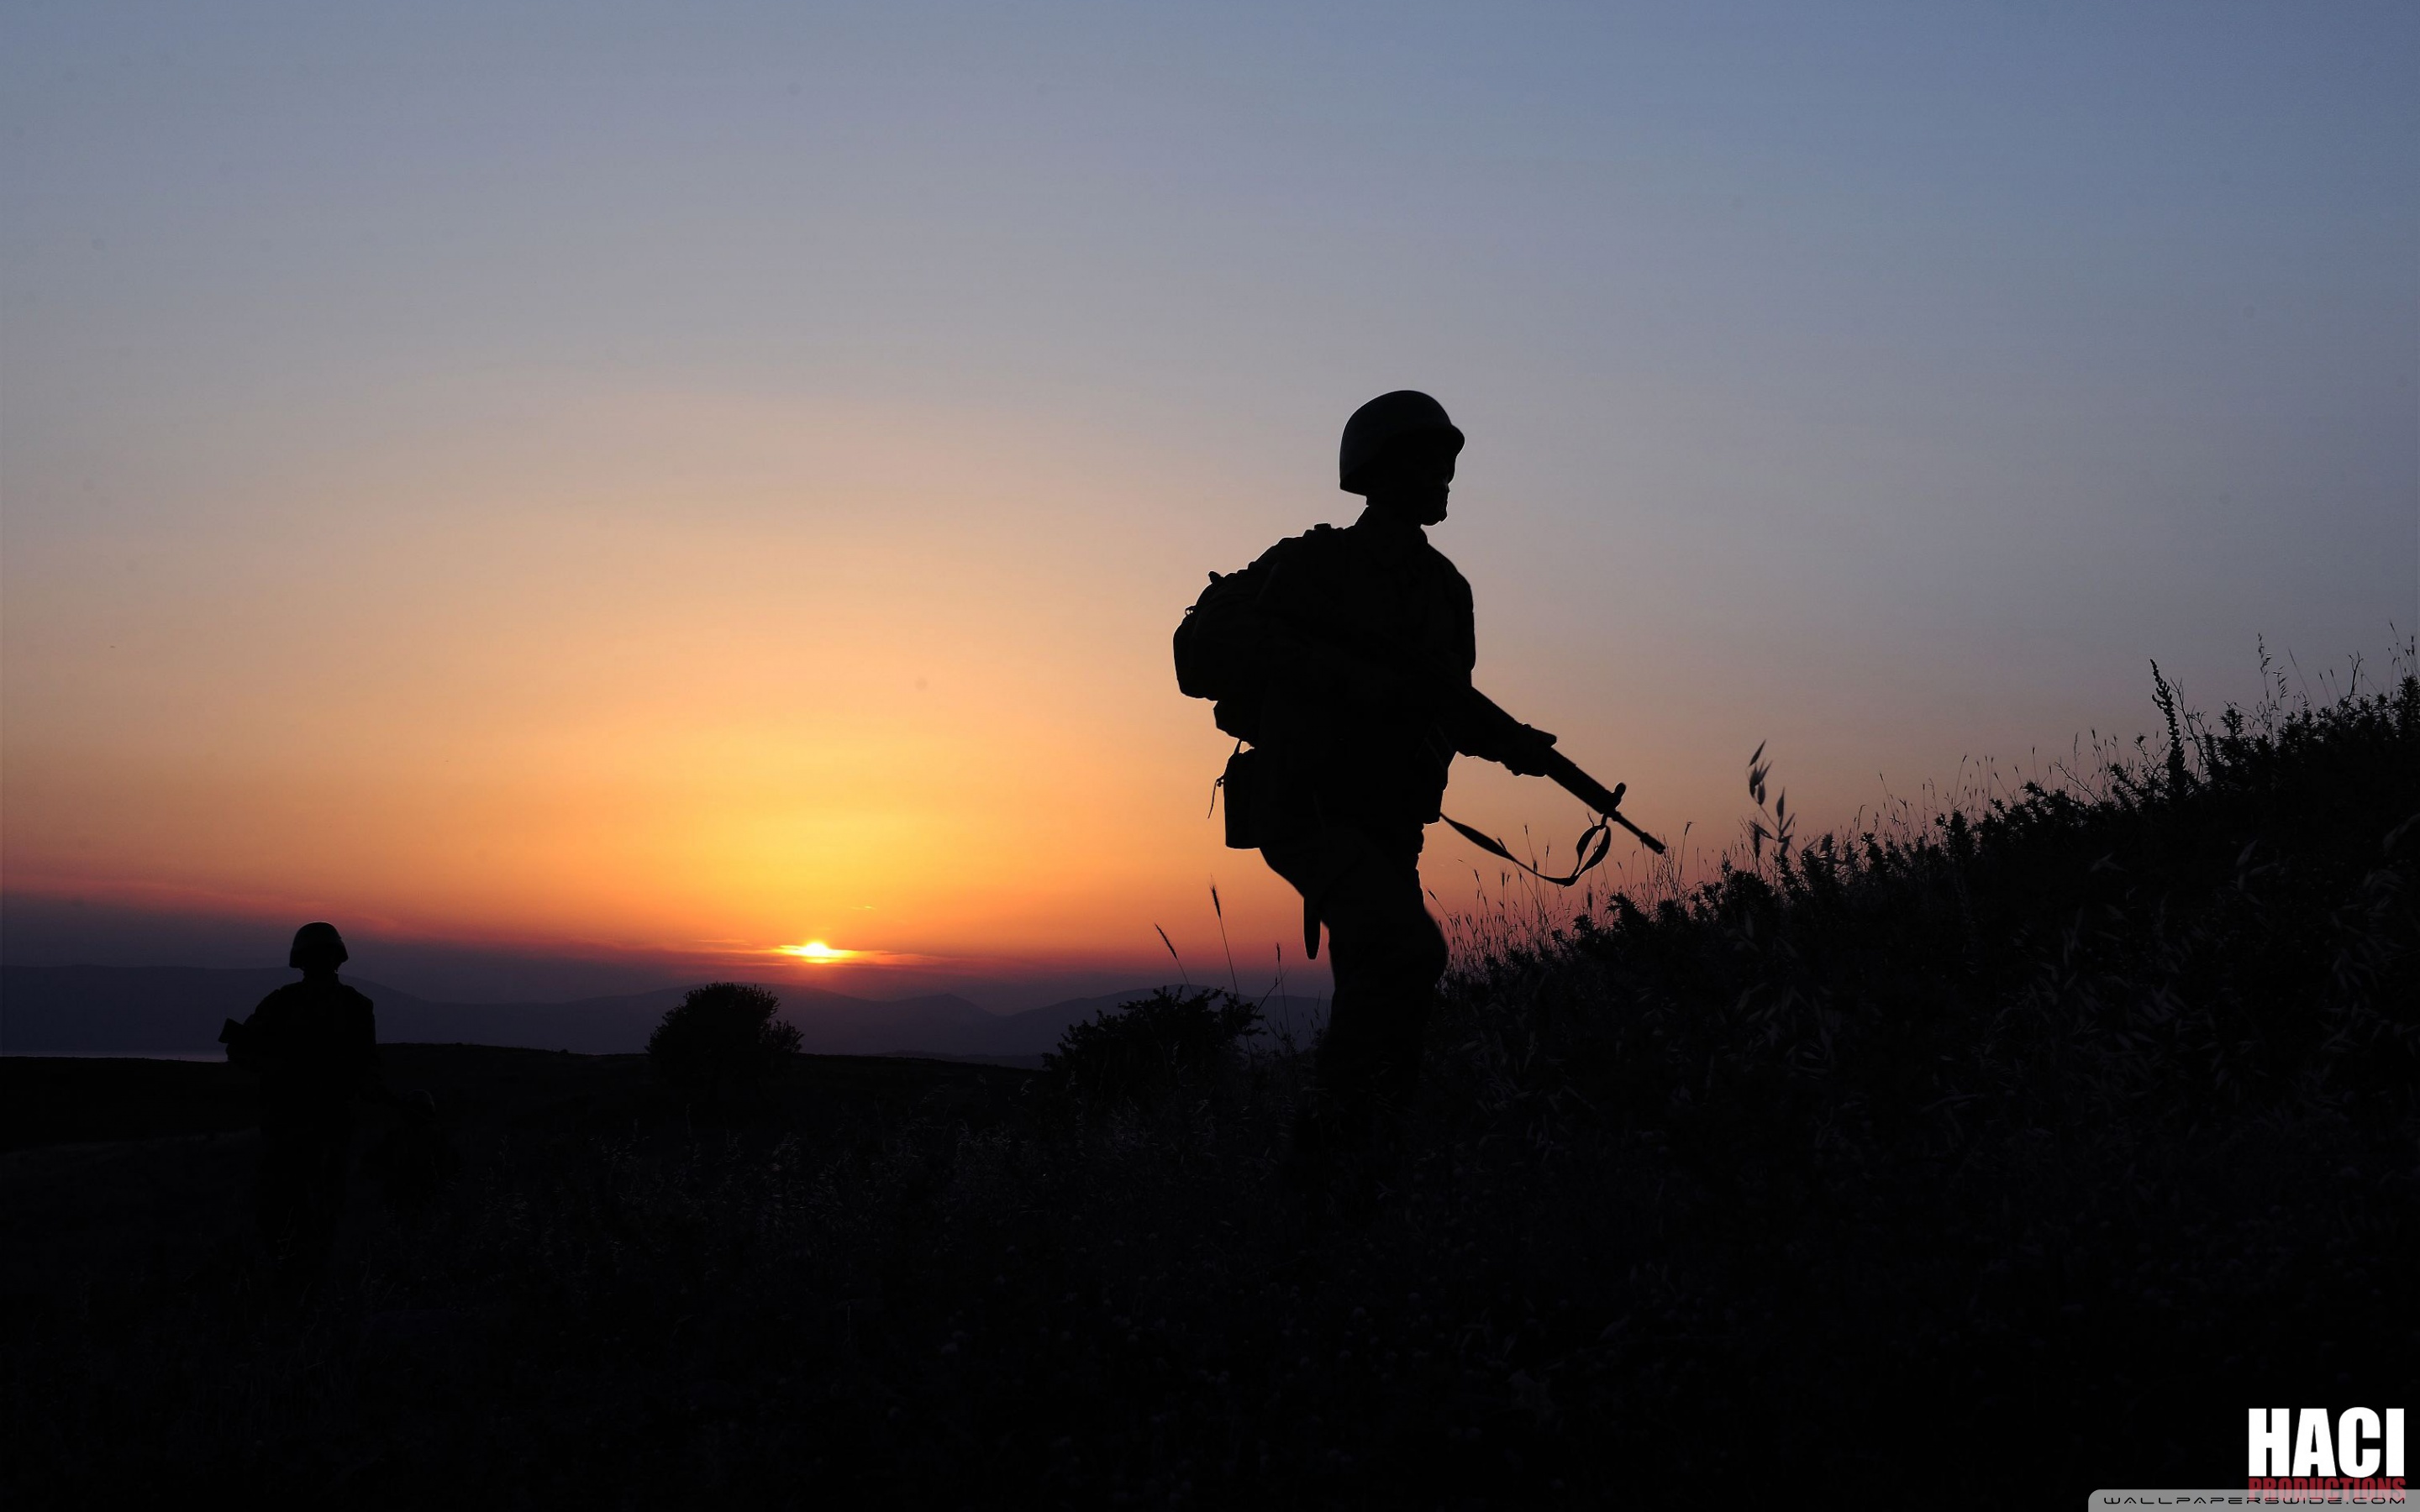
[1221,745,1263,850]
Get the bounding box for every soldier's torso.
[1253,511,1476,837]
[246,979,376,1118]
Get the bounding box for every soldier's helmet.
[290,921,349,971]
[1339,390,1465,494]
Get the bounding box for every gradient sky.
[4,2,2414,1003]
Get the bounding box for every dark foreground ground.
[4,669,2414,1508]
[3,1046,1047,1504]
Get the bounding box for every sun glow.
[776,940,859,963]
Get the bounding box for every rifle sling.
[1441,812,1613,888]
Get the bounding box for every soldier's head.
[289,921,348,975]
[1340,390,1463,526]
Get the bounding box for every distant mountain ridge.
[0,964,1325,1060]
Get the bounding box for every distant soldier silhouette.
[220,922,396,1280]
[1176,391,1561,1168]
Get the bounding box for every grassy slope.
[3,669,2412,1508]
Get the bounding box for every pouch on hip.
[1220,745,1262,850]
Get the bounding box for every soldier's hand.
[1502,724,1559,777]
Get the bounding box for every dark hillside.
[1410,661,2418,1490]
[3,664,2411,1506]
[2,1056,261,1150]
[2,964,1331,1061]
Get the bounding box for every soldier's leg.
[256,1125,309,1262]
[294,1114,352,1278]
[1264,827,1448,1152]
[1262,827,1376,1148]
[1322,851,1447,1121]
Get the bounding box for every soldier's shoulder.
[1417,538,1475,596]
[1264,520,1339,549]
[1252,522,1345,569]
[321,982,376,1018]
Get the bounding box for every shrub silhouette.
[1041,986,1261,1114]
[645,982,801,1095]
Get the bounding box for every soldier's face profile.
[1368,436,1458,526]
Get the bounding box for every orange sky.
[5,390,1225,974]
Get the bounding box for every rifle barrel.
[1541,749,1668,854]
[1541,749,1622,816]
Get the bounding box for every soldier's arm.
[1431,574,1558,773]
[222,993,281,1071]
[1255,596,1549,754]
[1447,685,1559,774]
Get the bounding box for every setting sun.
[776,941,858,963]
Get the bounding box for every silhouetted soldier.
[1176,391,1560,1170]
[220,921,392,1281]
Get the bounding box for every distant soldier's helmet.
[290,921,348,970]
[1339,390,1465,494]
